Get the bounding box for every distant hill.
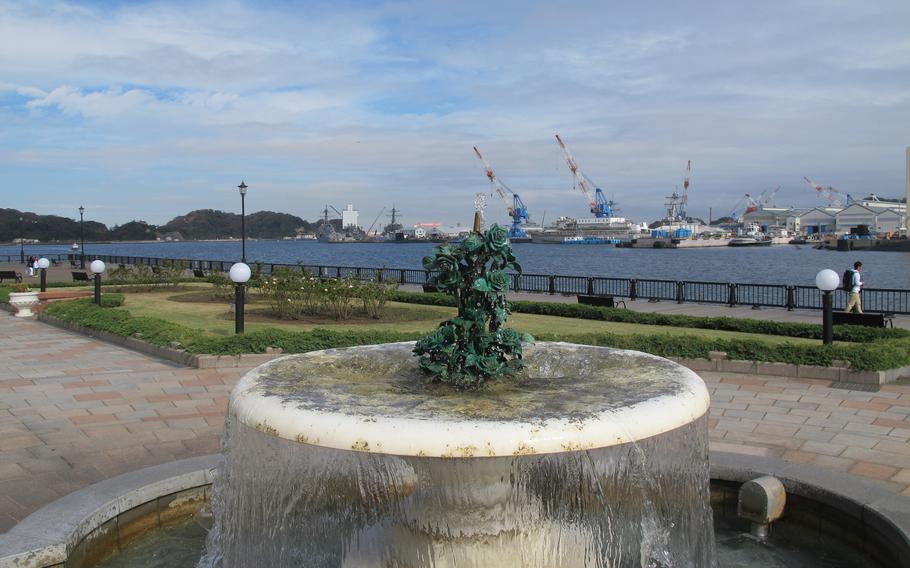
[160,209,316,240]
[0,207,326,242]
[0,209,108,243]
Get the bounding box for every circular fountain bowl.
[212,342,715,567]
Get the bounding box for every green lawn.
[109,287,830,345]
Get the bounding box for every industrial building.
[743,194,905,237]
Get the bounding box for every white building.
[835,203,903,235]
[341,204,359,229]
[798,208,837,235]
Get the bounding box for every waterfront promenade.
[2,310,910,533]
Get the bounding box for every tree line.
[0,208,340,242]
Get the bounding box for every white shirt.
[851,270,863,294]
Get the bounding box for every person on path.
[27,256,35,277]
[845,261,863,314]
[31,256,38,278]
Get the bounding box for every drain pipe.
[738,475,786,538]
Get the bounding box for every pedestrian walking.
[27,256,35,277]
[844,261,863,314]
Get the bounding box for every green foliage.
[40,294,910,371]
[258,269,398,320]
[533,331,910,372]
[0,287,9,303]
[414,225,532,389]
[390,291,907,343]
[106,261,187,290]
[188,328,421,355]
[206,272,235,300]
[46,299,198,348]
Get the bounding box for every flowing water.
[198,417,714,568]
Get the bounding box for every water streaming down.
[200,343,716,567]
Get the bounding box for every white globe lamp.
[815,269,839,292]
[90,260,106,274]
[230,262,252,284]
[37,258,50,270]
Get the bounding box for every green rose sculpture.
[414,224,533,389]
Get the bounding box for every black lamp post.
[230,262,251,334]
[78,205,85,269]
[816,269,839,346]
[238,181,248,263]
[90,260,105,306]
[18,217,24,264]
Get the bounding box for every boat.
[728,222,772,246]
[729,236,772,247]
[563,236,620,245]
[71,243,79,250]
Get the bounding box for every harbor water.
[1,241,908,289]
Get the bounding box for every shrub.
[206,272,234,301]
[389,291,907,343]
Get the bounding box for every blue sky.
[1,0,909,227]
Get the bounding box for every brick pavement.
[2,312,910,534]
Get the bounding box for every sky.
[1,0,909,228]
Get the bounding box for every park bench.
[71,271,91,283]
[577,294,627,309]
[0,270,22,283]
[833,311,893,328]
[193,269,207,278]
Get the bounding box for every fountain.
[200,219,716,567]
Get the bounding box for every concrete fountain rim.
[229,341,711,457]
[2,452,909,568]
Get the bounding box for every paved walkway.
[1,312,910,534]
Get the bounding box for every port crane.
[554,134,613,218]
[803,176,853,208]
[472,146,530,238]
[728,186,781,221]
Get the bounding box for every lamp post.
[815,269,839,346]
[238,181,248,263]
[79,206,85,269]
[18,217,24,264]
[90,260,105,306]
[230,262,251,334]
[38,258,49,292]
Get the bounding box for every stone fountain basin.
[230,341,711,458]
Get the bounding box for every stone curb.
[0,455,221,568]
[31,313,910,380]
[36,314,285,369]
[670,354,910,385]
[2,452,908,567]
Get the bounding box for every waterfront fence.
[75,254,910,315]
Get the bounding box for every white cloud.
[1,0,909,226]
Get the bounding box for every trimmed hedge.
[389,291,907,343]
[44,299,422,356]
[42,298,910,371]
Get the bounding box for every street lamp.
[90,260,105,306]
[815,269,839,345]
[18,217,24,264]
[230,262,251,334]
[37,258,49,293]
[79,205,85,269]
[238,181,248,263]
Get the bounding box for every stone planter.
[9,291,40,317]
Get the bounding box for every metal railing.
[75,254,910,315]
